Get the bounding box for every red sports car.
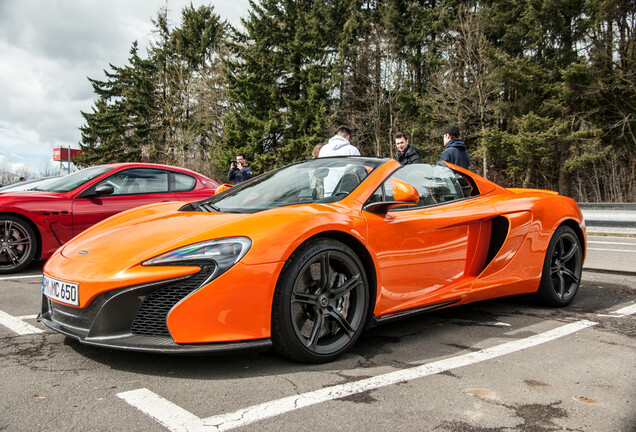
[0,163,219,273]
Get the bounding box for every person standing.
[318,126,360,157]
[440,125,469,169]
[227,153,254,185]
[394,132,421,166]
[311,142,325,159]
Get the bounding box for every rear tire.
[0,215,37,274]
[271,238,369,363]
[537,225,582,307]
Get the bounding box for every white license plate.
[42,275,79,306]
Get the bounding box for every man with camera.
[227,153,254,185]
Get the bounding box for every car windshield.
[33,166,113,192]
[194,157,386,213]
[0,176,59,192]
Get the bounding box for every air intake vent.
[178,201,218,213]
[484,216,509,268]
[131,261,215,337]
[196,203,219,213]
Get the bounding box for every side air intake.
[483,216,509,269]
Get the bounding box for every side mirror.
[93,183,114,197]
[392,179,419,203]
[363,179,419,214]
[215,183,233,195]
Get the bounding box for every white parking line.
[597,302,636,318]
[0,274,42,281]
[118,319,597,432]
[588,248,636,253]
[588,241,636,246]
[0,310,43,335]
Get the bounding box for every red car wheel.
[0,215,37,274]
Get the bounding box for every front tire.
[537,225,583,307]
[0,215,37,274]
[271,238,369,363]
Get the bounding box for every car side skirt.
[370,299,461,327]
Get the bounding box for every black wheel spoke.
[557,236,565,258]
[326,309,354,337]
[330,274,360,299]
[561,268,579,285]
[555,272,565,298]
[292,292,318,305]
[561,242,578,263]
[306,309,324,350]
[550,264,560,275]
[319,252,330,292]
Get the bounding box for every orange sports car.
[39,157,585,363]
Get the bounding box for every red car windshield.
[33,166,114,193]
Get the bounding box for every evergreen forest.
[77,0,636,202]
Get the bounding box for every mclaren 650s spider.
[40,157,585,363]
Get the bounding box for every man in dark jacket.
[440,125,469,169]
[227,153,254,184]
[394,132,421,166]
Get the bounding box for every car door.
[364,164,498,318]
[71,168,176,236]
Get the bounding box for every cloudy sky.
[0,0,249,177]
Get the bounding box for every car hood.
[60,202,251,264]
[57,200,364,268]
[0,191,62,202]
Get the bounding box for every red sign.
[53,148,82,161]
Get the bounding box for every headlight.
[142,237,252,278]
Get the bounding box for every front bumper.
[39,265,272,354]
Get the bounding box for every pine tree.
[77,42,156,166]
[77,4,227,179]
[150,4,227,175]
[219,0,336,175]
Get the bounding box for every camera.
[231,161,238,169]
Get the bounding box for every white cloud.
[0,0,248,175]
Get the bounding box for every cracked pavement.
[1,264,634,431]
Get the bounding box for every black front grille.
[131,261,216,337]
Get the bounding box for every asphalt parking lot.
[1,253,635,431]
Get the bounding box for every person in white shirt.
[318,126,360,157]
[318,126,360,195]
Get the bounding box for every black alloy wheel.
[0,215,37,274]
[271,238,369,363]
[537,225,583,306]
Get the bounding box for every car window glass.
[33,166,113,192]
[375,164,477,208]
[202,157,385,213]
[0,176,60,192]
[367,185,385,204]
[173,172,196,192]
[96,168,169,195]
